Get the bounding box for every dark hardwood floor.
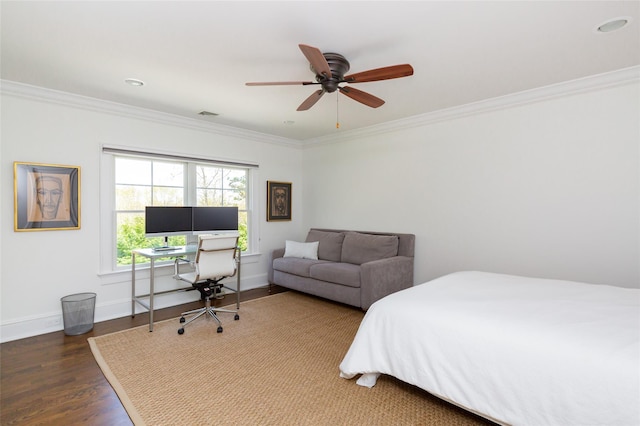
[0,286,285,425]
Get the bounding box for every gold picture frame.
[267,181,291,221]
[14,162,81,231]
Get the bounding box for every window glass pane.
[116,185,152,210]
[116,212,147,265]
[226,170,246,202]
[224,169,246,188]
[116,158,151,185]
[153,162,184,186]
[238,211,248,251]
[197,188,222,206]
[152,186,184,205]
[196,165,222,189]
[223,189,245,208]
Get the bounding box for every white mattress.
[339,271,640,426]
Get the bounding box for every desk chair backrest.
[194,234,239,281]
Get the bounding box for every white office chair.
[174,234,240,334]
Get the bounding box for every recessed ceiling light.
[124,78,144,87]
[596,17,631,33]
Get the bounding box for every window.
[194,164,248,251]
[103,147,257,271]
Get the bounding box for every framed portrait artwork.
[267,181,291,221]
[14,162,81,231]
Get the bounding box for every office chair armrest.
[174,257,194,276]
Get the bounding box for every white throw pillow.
[283,240,319,260]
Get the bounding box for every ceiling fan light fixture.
[246,43,414,111]
[596,17,631,33]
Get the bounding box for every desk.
[131,246,195,331]
[131,245,241,332]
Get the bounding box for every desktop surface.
[134,245,197,258]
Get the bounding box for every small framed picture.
[14,162,81,231]
[267,181,291,222]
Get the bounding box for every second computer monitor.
[192,206,239,234]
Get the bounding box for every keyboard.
[152,246,176,252]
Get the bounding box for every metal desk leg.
[149,257,155,332]
[236,250,241,309]
[131,252,136,317]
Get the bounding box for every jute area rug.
[89,291,490,426]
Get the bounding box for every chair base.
[177,297,239,335]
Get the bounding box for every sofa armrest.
[360,256,414,310]
[268,248,286,284]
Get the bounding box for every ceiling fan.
[246,44,414,111]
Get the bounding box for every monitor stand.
[153,236,175,252]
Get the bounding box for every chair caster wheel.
[179,317,186,323]
[217,326,223,333]
[178,328,185,335]
[234,314,240,321]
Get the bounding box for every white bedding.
[339,271,640,426]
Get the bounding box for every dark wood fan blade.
[297,90,325,111]
[339,86,385,108]
[299,44,332,78]
[246,81,316,86]
[344,64,414,83]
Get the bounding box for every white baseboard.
[0,276,268,343]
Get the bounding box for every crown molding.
[302,66,640,147]
[0,80,300,148]
[3,66,638,149]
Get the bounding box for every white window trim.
[99,145,260,278]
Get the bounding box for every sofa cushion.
[306,230,345,262]
[341,232,399,265]
[284,240,319,260]
[309,262,361,288]
[273,257,329,278]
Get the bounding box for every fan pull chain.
[336,93,340,129]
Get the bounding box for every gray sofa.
[268,228,415,310]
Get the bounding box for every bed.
[339,271,640,426]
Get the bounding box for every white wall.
[0,84,305,342]
[2,72,638,342]
[302,79,639,288]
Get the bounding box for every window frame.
[100,146,259,274]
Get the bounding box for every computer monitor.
[192,206,239,234]
[144,206,193,247]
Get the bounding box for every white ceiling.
[2,1,638,142]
